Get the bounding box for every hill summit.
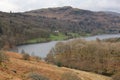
[25,6,94,21]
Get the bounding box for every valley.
[1,6,120,49]
[0,6,120,80]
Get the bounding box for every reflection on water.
[16,34,120,58]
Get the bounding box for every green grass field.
[25,32,90,44]
[49,33,68,41]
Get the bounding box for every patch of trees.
[45,39,120,78]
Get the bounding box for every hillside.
[25,6,120,34]
[0,11,77,49]
[1,6,120,49]
[0,51,112,80]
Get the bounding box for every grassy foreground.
[0,51,112,80]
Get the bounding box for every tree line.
[45,39,120,80]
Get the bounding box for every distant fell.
[25,6,94,21]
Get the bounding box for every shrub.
[22,53,30,60]
[28,72,49,80]
[56,62,62,67]
[0,51,9,65]
[112,72,120,80]
[34,56,41,62]
[62,72,81,80]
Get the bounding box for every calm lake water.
[16,34,120,58]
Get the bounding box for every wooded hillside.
[1,6,120,49]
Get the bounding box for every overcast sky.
[0,0,120,13]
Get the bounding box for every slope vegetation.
[46,39,120,79]
[0,51,112,80]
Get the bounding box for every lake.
[16,34,120,58]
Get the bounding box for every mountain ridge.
[25,6,97,21]
[25,6,120,21]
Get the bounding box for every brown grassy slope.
[0,51,112,80]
